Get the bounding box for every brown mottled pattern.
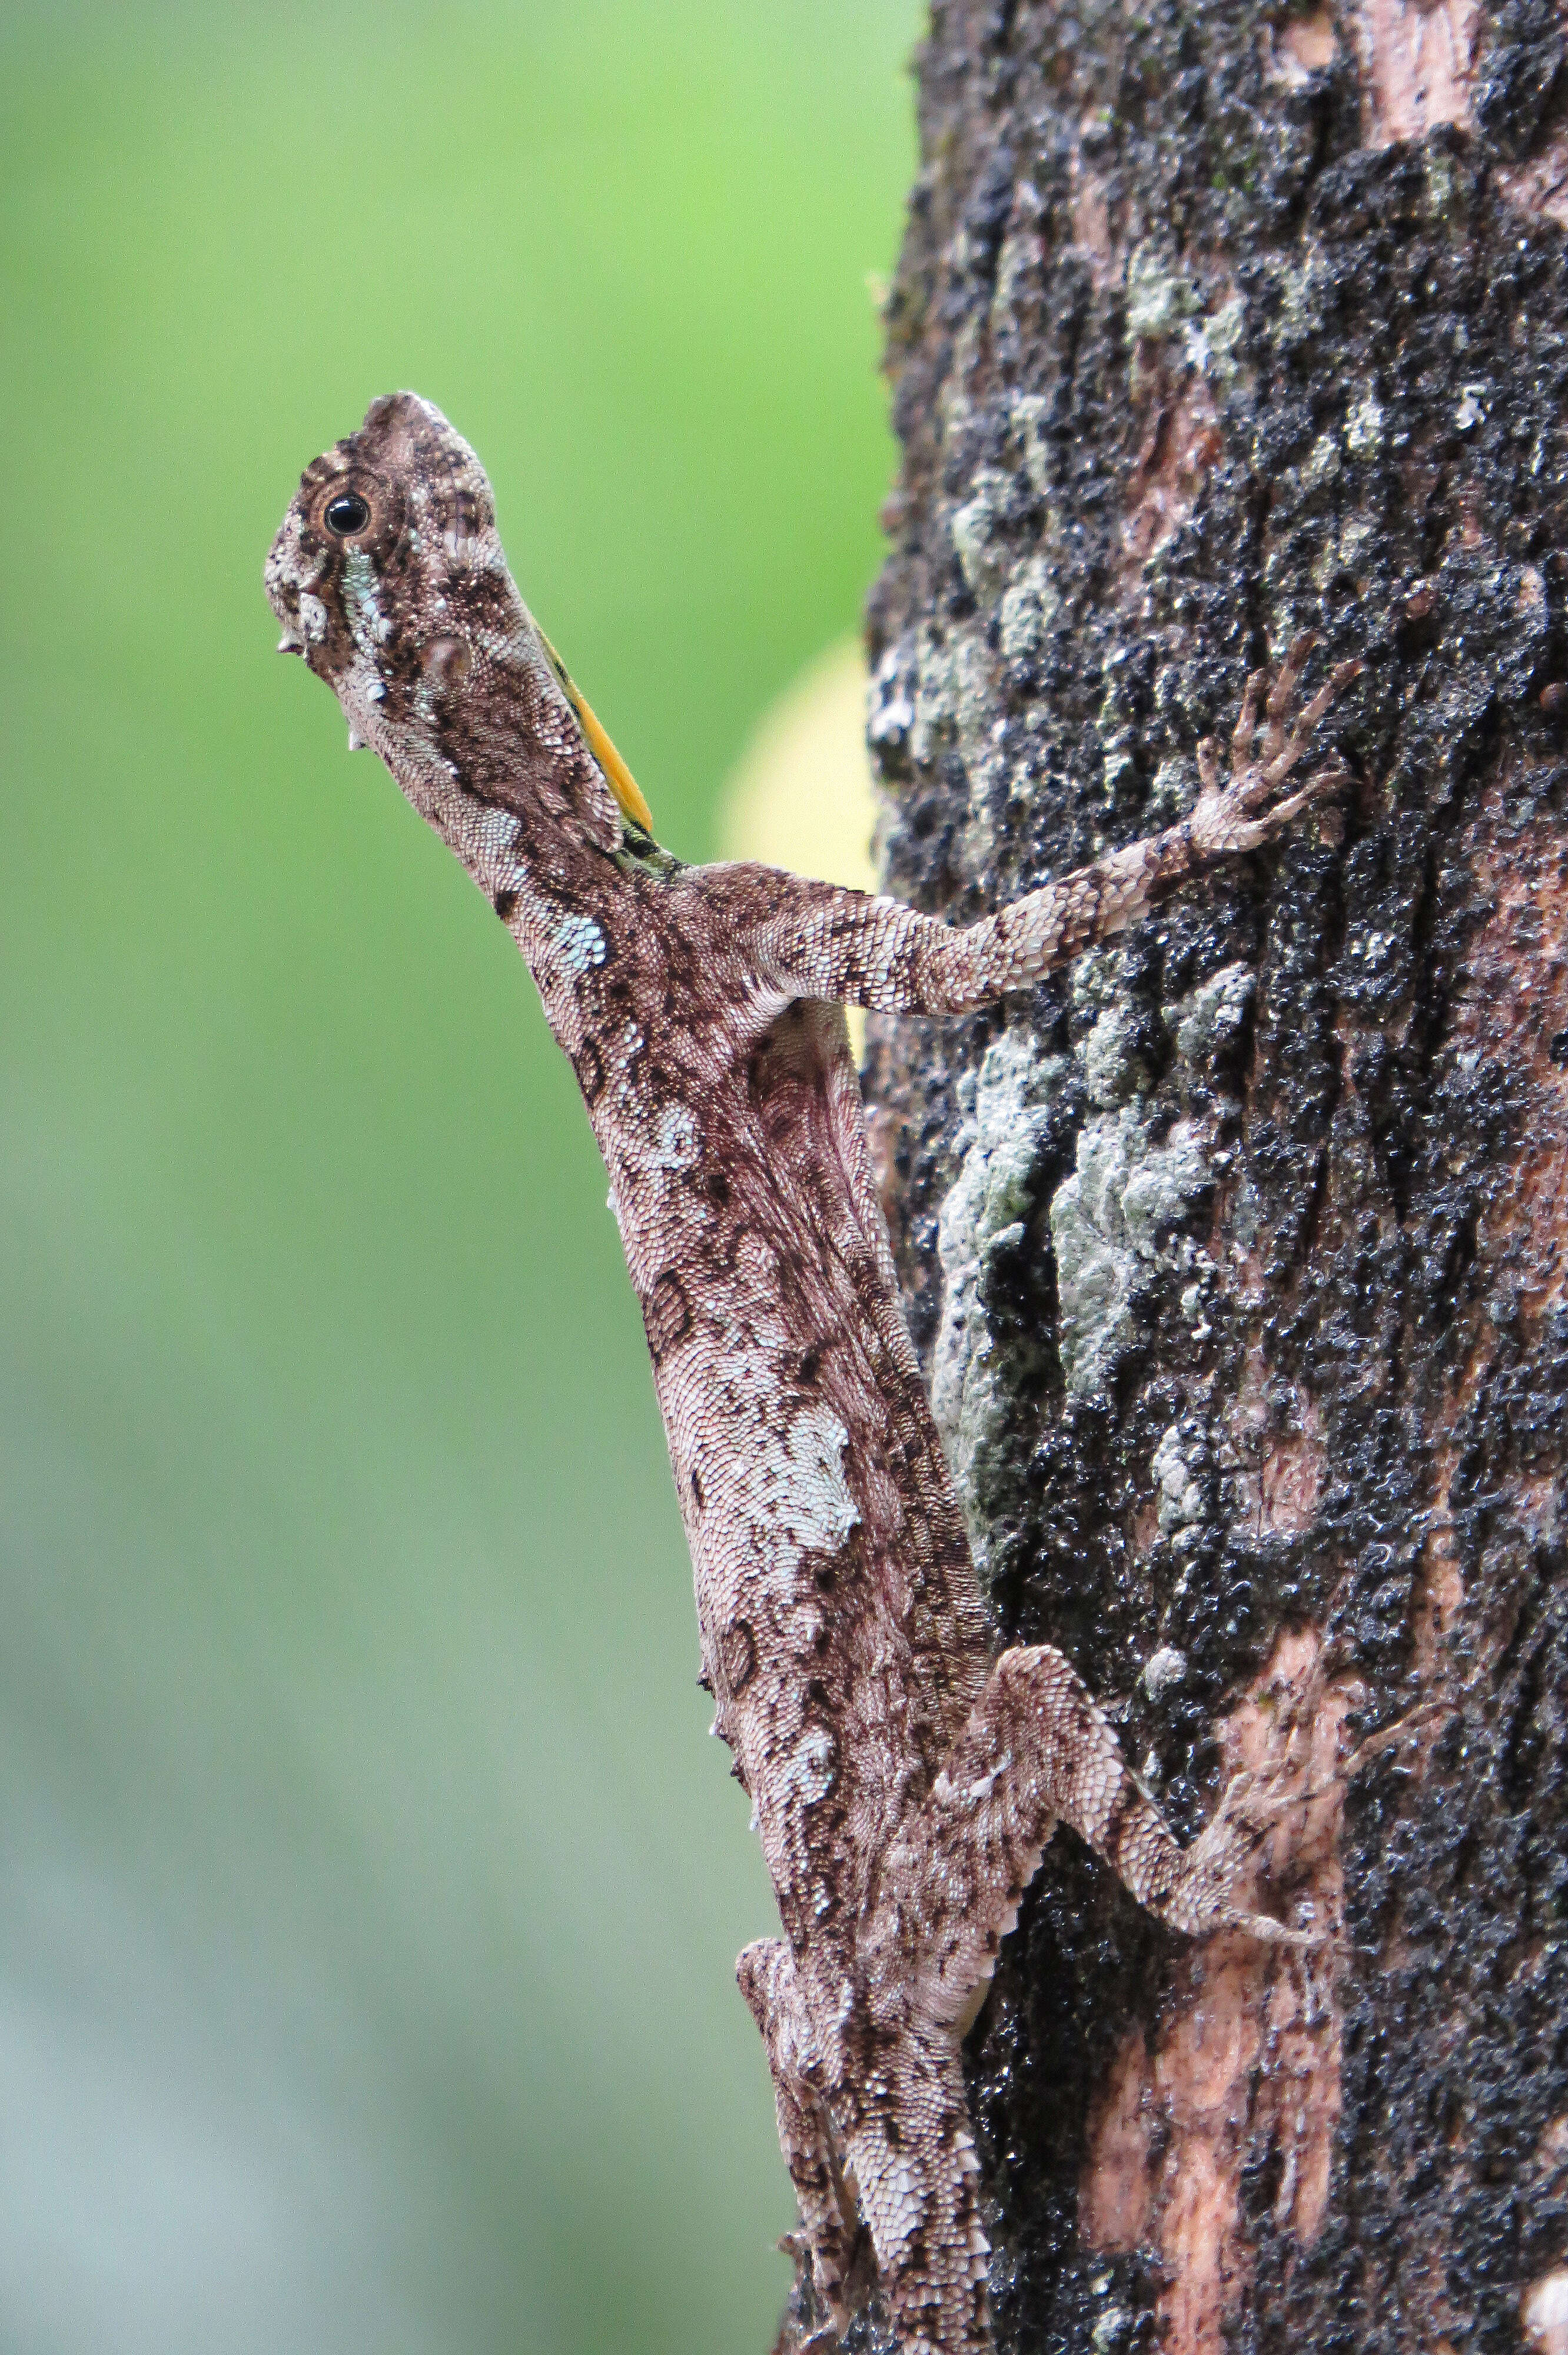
[265,395,1350,2355]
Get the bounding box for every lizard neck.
[339,539,632,885]
[367,687,679,1037]
[359,629,634,932]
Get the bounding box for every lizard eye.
[323,490,371,536]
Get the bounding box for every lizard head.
[265,393,650,845]
[265,391,500,714]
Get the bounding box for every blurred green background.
[0,5,918,2348]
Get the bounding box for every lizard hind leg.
[736,1940,862,2340]
[873,1644,1311,2057]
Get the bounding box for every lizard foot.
[1172,1766,1330,1948]
[1190,633,1362,858]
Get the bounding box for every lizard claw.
[1174,1767,1336,1950]
[1224,1904,1331,1952]
[1190,643,1360,858]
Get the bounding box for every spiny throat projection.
[265,392,1356,2355]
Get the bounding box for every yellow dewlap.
[540,628,656,832]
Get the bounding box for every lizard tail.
[841,2026,992,2355]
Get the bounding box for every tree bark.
[790,3,1568,2350]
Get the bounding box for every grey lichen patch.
[1085,1000,1154,1107]
[1303,430,1343,495]
[909,621,995,778]
[906,614,1022,888]
[1147,753,1200,827]
[992,193,1047,332]
[1049,1107,1212,1401]
[936,315,984,447]
[1165,961,1256,1070]
[1125,244,1197,341]
[999,553,1061,664]
[1312,510,1378,589]
[933,1030,1071,1571]
[1071,941,1135,1027]
[1009,393,1053,499]
[1151,1422,1208,1536]
[1339,510,1377,572]
[867,640,915,757]
[951,469,1018,603]
[1230,1169,1263,1253]
[1095,654,1146,812]
[1142,1643,1188,1701]
[1200,290,1248,392]
[1345,385,1385,457]
[1275,245,1335,355]
[1090,2301,1135,2355]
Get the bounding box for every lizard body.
[265,394,1353,2355]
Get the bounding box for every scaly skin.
[265,393,1356,2355]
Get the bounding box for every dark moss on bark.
[782,3,1568,2350]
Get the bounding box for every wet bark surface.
[784,3,1568,2350]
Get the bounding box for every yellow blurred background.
[0,6,911,2350]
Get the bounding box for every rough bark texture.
[786,4,1568,2350]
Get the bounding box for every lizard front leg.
[737,1939,863,2341]
[736,637,1358,1015]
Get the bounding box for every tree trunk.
[792,4,1568,2350]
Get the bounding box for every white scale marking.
[556,913,608,975]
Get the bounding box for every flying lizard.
[265,394,1356,2355]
